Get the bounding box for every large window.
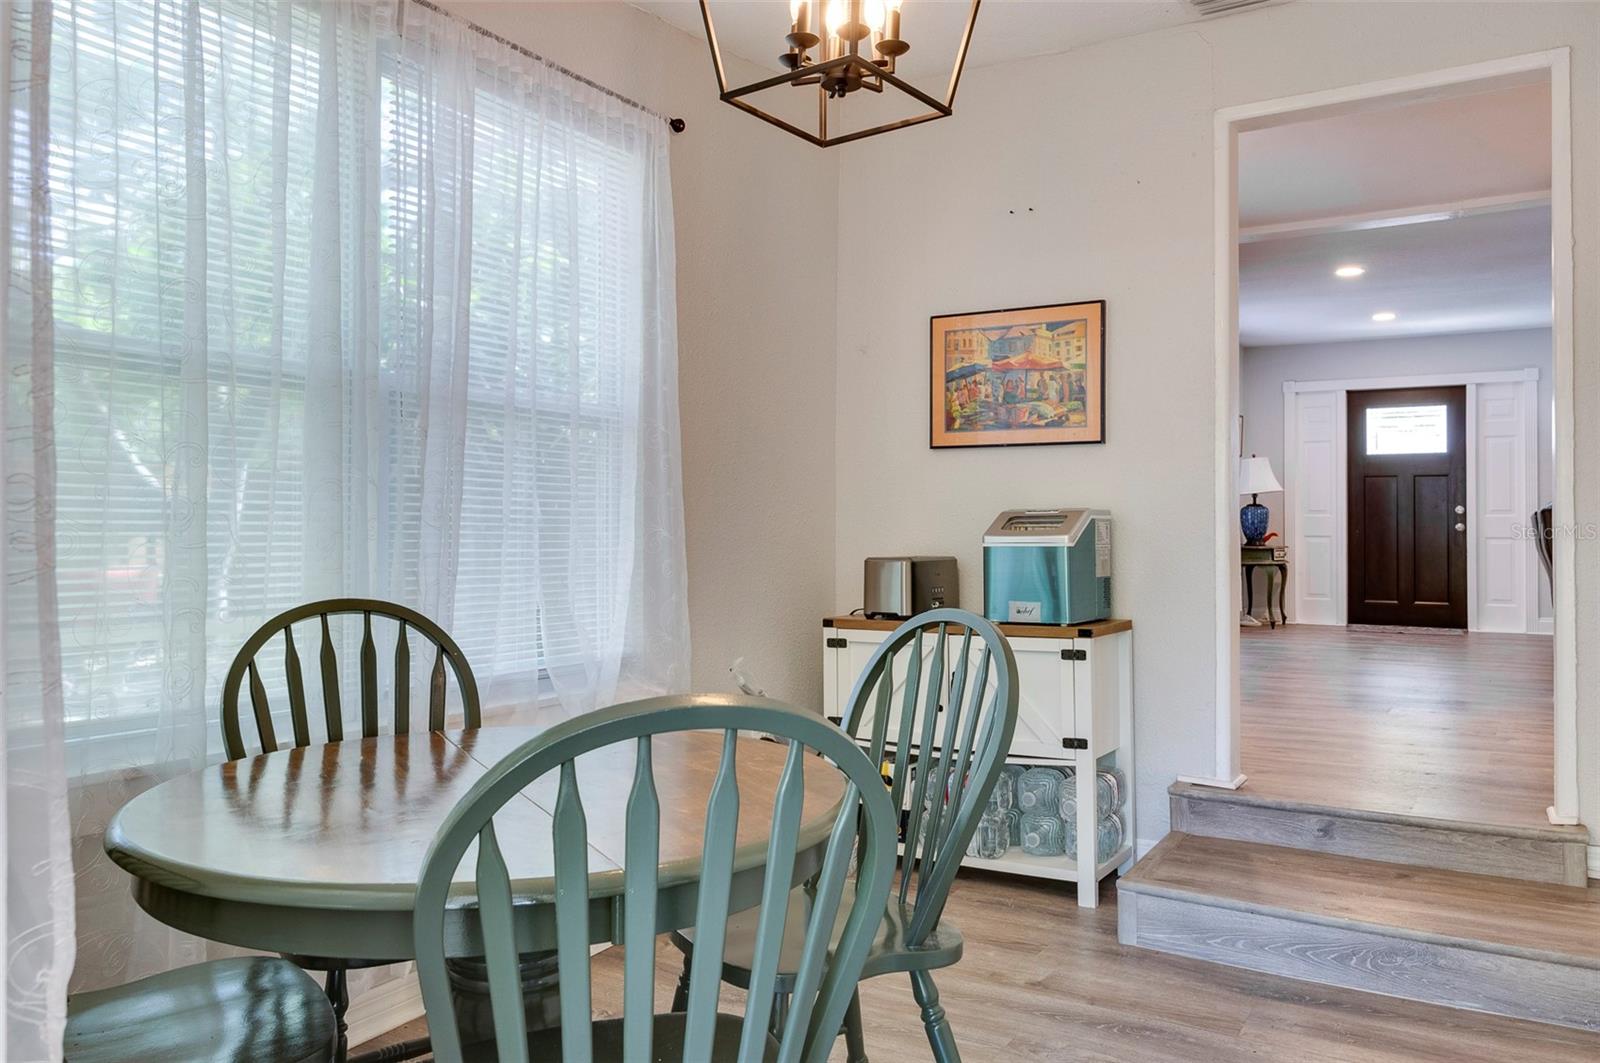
[12,0,671,766]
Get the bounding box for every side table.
[1242,545,1288,628]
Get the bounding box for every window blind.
[15,0,666,764]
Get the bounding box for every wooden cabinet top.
[823,615,1131,641]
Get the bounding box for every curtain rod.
[404,0,686,133]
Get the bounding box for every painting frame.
[929,299,1106,449]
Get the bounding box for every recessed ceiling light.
[1335,265,1367,278]
[1371,311,1398,322]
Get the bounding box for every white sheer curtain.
[2,1,687,1057]
[2,5,77,1059]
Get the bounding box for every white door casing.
[1280,370,1538,633]
[1211,48,1578,826]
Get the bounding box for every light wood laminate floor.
[357,871,1600,1062]
[1239,624,1554,829]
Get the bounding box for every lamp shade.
[1238,455,1283,496]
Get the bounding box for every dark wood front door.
[1347,386,1467,628]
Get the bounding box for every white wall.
[832,2,1600,850]
[1242,329,1556,621]
[453,0,1600,858]
[444,2,840,709]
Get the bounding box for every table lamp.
[1238,454,1283,545]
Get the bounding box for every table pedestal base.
[446,953,563,1044]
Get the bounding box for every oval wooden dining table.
[104,723,846,981]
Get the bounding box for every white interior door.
[1472,380,1536,633]
[1286,389,1346,625]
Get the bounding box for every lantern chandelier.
[697,0,980,147]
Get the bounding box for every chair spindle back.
[839,608,1019,946]
[412,695,897,1063]
[220,598,481,760]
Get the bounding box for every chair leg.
[844,988,869,1062]
[769,990,791,1039]
[671,956,692,1012]
[326,966,351,1063]
[909,970,959,1063]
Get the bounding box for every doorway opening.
[1203,52,1579,836]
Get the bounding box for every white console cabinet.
[821,615,1134,908]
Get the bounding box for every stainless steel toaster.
[863,556,959,620]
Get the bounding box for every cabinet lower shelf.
[900,842,1133,884]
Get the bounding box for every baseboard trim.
[1135,836,1162,860]
[1548,804,1581,826]
[1588,843,1599,880]
[1175,773,1247,790]
[345,972,425,1050]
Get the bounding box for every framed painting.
[929,300,1105,448]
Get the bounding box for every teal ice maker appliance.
[983,509,1112,625]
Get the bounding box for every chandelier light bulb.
[864,0,886,35]
[825,0,847,36]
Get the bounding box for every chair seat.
[465,1011,777,1062]
[671,884,964,990]
[64,957,336,1063]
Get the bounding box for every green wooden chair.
[220,597,482,1061]
[412,694,899,1063]
[64,956,337,1063]
[670,609,1019,1063]
[220,598,481,761]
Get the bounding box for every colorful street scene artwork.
[930,301,1104,447]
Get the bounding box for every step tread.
[1121,833,1600,967]
[1168,781,1589,842]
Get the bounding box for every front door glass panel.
[1365,404,1448,455]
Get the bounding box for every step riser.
[1171,793,1587,886]
[1118,891,1600,1032]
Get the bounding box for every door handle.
[1455,522,1466,532]
[1455,505,1465,515]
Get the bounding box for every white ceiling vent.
[1190,0,1281,16]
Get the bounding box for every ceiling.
[1240,206,1551,347]
[1238,81,1553,347]
[1238,81,1551,231]
[630,1,1207,83]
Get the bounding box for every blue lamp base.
[1240,498,1270,545]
